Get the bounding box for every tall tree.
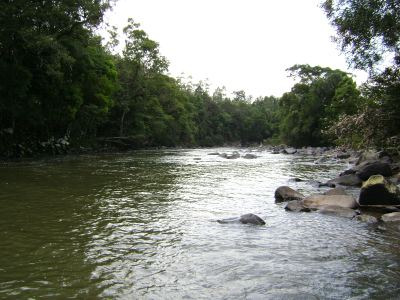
[0,0,116,155]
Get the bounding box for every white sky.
[103,0,368,98]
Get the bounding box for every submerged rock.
[355,214,378,223]
[226,151,240,159]
[284,200,311,212]
[208,152,220,155]
[314,156,331,164]
[317,205,358,218]
[302,194,358,209]
[381,212,400,222]
[218,153,228,158]
[243,153,257,159]
[274,186,305,203]
[358,175,400,206]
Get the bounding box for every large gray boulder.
[381,212,400,222]
[326,174,362,187]
[358,175,400,206]
[274,186,305,203]
[302,194,358,209]
[357,161,393,181]
[317,206,358,218]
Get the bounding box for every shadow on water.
[0,151,182,298]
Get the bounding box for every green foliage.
[279,65,361,147]
[322,0,400,71]
[0,4,367,157]
[0,0,116,156]
[323,0,400,148]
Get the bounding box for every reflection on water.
[0,148,399,299]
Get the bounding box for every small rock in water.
[355,214,378,223]
[226,151,240,159]
[217,213,266,225]
[243,153,257,159]
[239,213,265,225]
[283,147,297,155]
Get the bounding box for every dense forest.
[0,0,399,158]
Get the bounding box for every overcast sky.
[103,0,367,98]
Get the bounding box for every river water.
[0,148,399,299]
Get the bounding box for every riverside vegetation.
[1,0,399,158]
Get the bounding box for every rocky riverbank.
[273,147,400,224]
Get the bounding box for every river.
[0,148,399,299]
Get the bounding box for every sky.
[103,0,368,98]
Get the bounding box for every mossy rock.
[358,175,400,206]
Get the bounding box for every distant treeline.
[1,0,399,157]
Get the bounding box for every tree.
[322,0,400,71]
[0,0,115,156]
[323,0,400,145]
[279,64,361,146]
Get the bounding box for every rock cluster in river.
[273,147,400,223]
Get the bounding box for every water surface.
[0,148,399,299]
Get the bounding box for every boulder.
[326,174,362,187]
[317,206,358,218]
[243,153,257,159]
[274,186,305,203]
[218,153,228,158]
[323,187,348,196]
[356,161,393,181]
[283,147,297,154]
[239,213,266,225]
[355,214,378,223]
[358,175,400,206]
[284,200,311,212]
[302,194,358,209]
[381,212,400,222]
